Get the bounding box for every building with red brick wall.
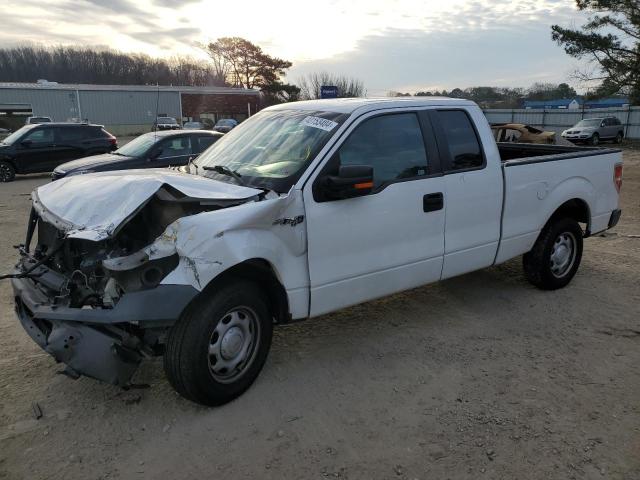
[181,90,260,125]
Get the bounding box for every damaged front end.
[11,171,262,386]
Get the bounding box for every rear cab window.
[435,110,484,172]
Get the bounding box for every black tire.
[0,160,15,182]
[523,217,583,290]
[615,132,623,144]
[164,279,273,406]
[590,133,600,146]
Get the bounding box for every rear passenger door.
[55,127,87,165]
[431,109,503,279]
[604,118,618,139]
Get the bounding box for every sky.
[1,0,591,94]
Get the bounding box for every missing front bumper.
[12,275,199,386]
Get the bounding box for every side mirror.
[320,165,374,200]
[20,139,32,148]
[148,149,162,160]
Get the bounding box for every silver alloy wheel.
[0,163,12,182]
[549,232,577,278]
[208,306,260,383]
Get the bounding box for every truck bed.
[494,142,622,265]
[497,143,621,165]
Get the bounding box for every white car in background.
[25,116,52,125]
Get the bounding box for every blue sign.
[320,86,339,99]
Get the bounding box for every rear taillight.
[614,163,623,193]
[109,137,117,146]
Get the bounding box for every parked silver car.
[561,117,624,146]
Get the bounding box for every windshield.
[114,132,158,156]
[1,125,34,145]
[576,119,602,128]
[30,117,51,123]
[216,119,236,127]
[158,117,177,124]
[195,109,348,193]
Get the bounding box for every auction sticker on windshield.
[301,116,338,132]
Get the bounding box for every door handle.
[423,192,443,212]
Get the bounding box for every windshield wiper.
[202,165,246,187]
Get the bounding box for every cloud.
[287,23,586,94]
[0,0,590,91]
[154,0,201,6]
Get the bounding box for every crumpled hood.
[32,169,262,241]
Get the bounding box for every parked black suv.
[0,123,117,182]
[52,130,223,180]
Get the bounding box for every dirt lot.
[1,150,639,480]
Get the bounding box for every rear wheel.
[590,133,600,146]
[0,161,15,182]
[523,217,583,290]
[615,132,623,144]
[164,280,273,406]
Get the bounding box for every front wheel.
[523,217,583,290]
[0,160,15,182]
[164,280,273,406]
[590,133,600,146]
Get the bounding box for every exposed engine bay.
[10,170,269,386]
[28,188,224,309]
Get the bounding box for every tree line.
[389,83,582,108]
[0,46,226,86]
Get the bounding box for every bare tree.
[297,72,366,99]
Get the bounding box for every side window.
[57,127,86,142]
[337,113,428,188]
[437,110,483,171]
[23,128,54,144]
[194,135,218,153]
[156,137,191,159]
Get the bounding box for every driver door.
[303,110,446,317]
[14,127,62,173]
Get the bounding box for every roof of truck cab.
[265,97,477,114]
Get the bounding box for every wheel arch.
[195,258,291,324]
[545,198,591,236]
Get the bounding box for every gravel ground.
[0,149,639,480]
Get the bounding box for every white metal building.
[0,82,260,135]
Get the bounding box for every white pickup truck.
[9,98,623,405]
